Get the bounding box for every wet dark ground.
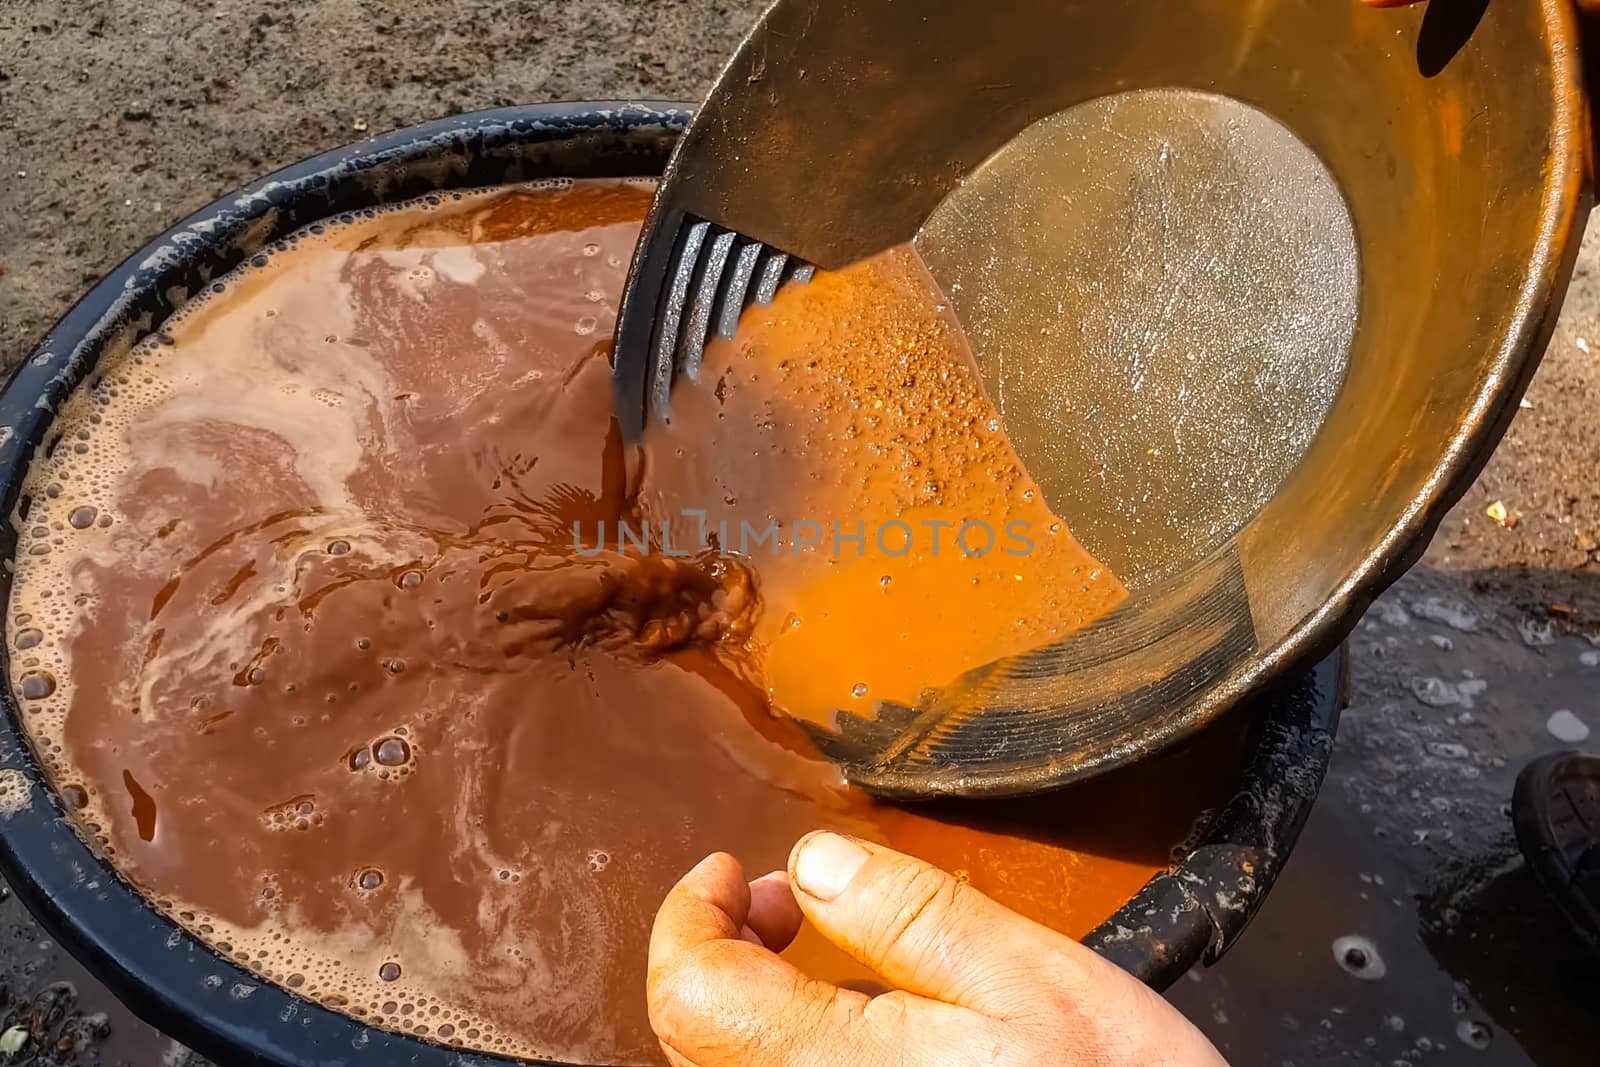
[1170,565,1600,1065]
[3,1,1600,1064]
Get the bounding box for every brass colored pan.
[615,0,1590,798]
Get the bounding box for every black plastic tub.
[0,102,1343,1066]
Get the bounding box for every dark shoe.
[1513,751,1600,953]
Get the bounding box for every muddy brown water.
[3,181,1234,1063]
[8,5,1600,1065]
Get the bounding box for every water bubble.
[14,628,44,650]
[1409,676,1487,709]
[581,243,601,257]
[879,575,891,588]
[586,849,610,873]
[1332,935,1386,980]
[574,316,598,336]
[60,784,88,810]
[396,570,423,590]
[1410,597,1478,632]
[374,737,411,767]
[1455,1019,1492,1050]
[328,540,351,556]
[357,868,384,891]
[349,748,372,772]
[19,672,56,700]
[68,506,98,529]
[1517,616,1556,647]
[378,962,401,982]
[851,682,868,698]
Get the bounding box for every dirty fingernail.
[794,833,869,902]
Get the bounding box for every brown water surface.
[6,181,1236,1063]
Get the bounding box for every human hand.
[1359,0,1600,20]
[1356,0,1600,111]
[647,832,1226,1066]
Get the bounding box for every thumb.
[786,831,1103,1012]
[649,851,988,1067]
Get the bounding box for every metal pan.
[623,0,1588,797]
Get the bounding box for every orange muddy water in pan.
[5,181,1242,1063]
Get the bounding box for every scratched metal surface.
[917,89,1361,590]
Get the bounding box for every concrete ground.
[1,1,1597,1064]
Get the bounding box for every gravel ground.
[2,2,1598,1065]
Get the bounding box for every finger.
[786,832,1108,1013]
[649,853,900,1066]
[652,948,993,1067]
[648,852,751,976]
[746,870,803,952]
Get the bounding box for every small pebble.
[1546,709,1590,744]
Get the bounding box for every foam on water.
[5,181,638,1062]
[3,175,1213,1065]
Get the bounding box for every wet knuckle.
[648,941,733,1020]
